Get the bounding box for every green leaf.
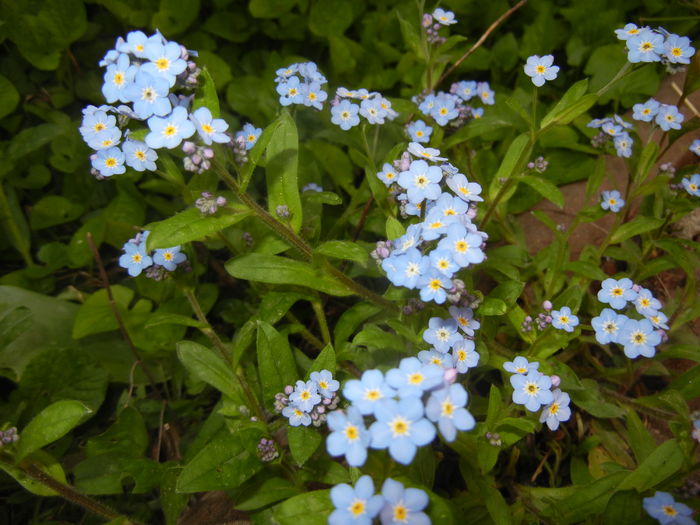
[266,489,333,525]
[86,407,148,458]
[519,175,564,208]
[30,195,84,230]
[266,110,302,232]
[151,0,200,35]
[225,254,353,296]
[386,216,405,239]
[146,205,251,250]
[0,74,20,120]
[540,79,593,129]
[0,450,67,496]
[478,298,507,316]
[191,66,220,117]
[234,477,301,511]
[72,286,134,339]
[610,216,664,244]
[315,240,367,264]
[287,425,323,467]
[249,0,296,18]
[489,133,531,201]
[307,344,336,376]
[308,0,353,37]
[7,124,63,162]
[176,428,263,492]
[160,467,190,525]
[617,439,684,492]
[144,313,207,329]
[256,321,297,408]
[16,400,92,460]
[632,141,659,185]
[624,409,656,464]
[485,385,502,429]
[177,340,245,403]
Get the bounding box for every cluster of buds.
[527,156,549,173]
[422,14,447,45]
[370,240,393,262]
[228,134,249,165]
[0,427,19,446]
[659,163,676,176]
[256,437,279,462]
[402,297,426,316]
[182,57,201,89]
[485,431,501,447]
[522,301,554,332]
[182,141,215,173]
[195,191,227,215]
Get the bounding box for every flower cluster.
[421,8,457,45]
[632,98,684,131]
[376,144,485,305]
[195,191,227,215]
[600,190,625,213]
[503,357,571,430]
[412,81,493,130]
[593,278,667,359]
[588,115,634,158]
[275,62,328,110]
[0,427,19,446]
[521,300,555,332]
[329,476,431,525]
[681,174,700,197]
[118,231,187,278]
[327,355,474,467]
[420,309,480,374]
[642,491,695,525]
[523,55,560,87]
[330,88,398,130]
[550,306,580,333]
[616,24,696,65]
[79,31,230,178]
[275,370,340,427]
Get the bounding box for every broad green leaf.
[249,0,296,18]
[632,141,659,185]
[617,439,684,492]
[7,124,63,161]
[610,216,664,244]
[287,425,323,467]
[72,285,134,339]
[540,79,593,128]
[308,0,353,37]
[0,74,20,120]
[144,313,207,329]
[30,195,84,230]
[160,467,189,525]
[176,341,244,403]
[267,489,333,524]
[151,0,200,35]
[0,450,67,496]
[86,407,148,458]
[563,260,608,281]
[624,409,656,464]
[259,291,306,324]
[478,298,507,316]
[307,344,336,376]
[225,254,353,296]
[234,477,301,511]
[73,453,161,495]
[176,428,263,493]
[191,66,220,117]
[474,476,512,525]
[315,240,368,264]
[386,216,405,239]
[146,205,251,250]
[485,385,502,429]
[489,133,531,201]
[256,321,297,408]
[519,175,564,208]
[266,110,302,232]
[16,400,92,460]
[334,303,382,348]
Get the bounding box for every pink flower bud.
[443,368,458,384]
[550,375,560,387]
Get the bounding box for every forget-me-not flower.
[682,174,700,197]
[398,160,443,204]
[385,357,443,398]
[343,369,396,416]
[503,356,539,375]
[524,55,560,87]
[664,34,696,64]
[448,306,480,336]
[618,318,662,358]
[153,246,186,271]
[92,147,126,177]
[591,309,629,345]
[539,389,571,431]
[236,123,262,150]
[369,397,436,464]
[145,106,196,149]
[627,30,664,62]
[632,98,660,122]
[326,406,370,467]
[310,369,339,398]
[600,190,625,213]
[407,120,432,143]
[123,140,158,171]
[656,105,684,131]
[331,100,361,130]
[425,383,475,442]
[510,371,554,412]
[551,306,579,333]
[289,379,321,412]
[642,491,695,525]
[191,107,230,145]
[119,241,153,276]
[376,163,399,186]
[423,317,460,353]
[598,277,637,309]
[329,475,384,525]
[451,338,479,373]
[380,479,430,525]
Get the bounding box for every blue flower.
[425,383,475,442]
[235,123,262,150]
[417,349,454,369]
[80,110,117,143]
[539,389,571,431]
[326,406,370,467]
[124,70,172,120]
[407,142,447,162]
[302,81,327,110]
[122,140,158,172]
[329,475,384,525]
[632,98,660,121]
[407,120,432,143]
[310,369,339,398]
[146,107,196,149]
[429,248,458,278]
[282,405,311,426]
[191,107,230,145]
[430,192,469,219]
[92,147,126,177]
[417,269,452,304]
[142,40,187,87]
[418,93,436,115]
[633,287,662,317]
[437,222,485,268]
[116,30,151,58]
[524,55,560,87]
[376,163,399,186]
[451,338,479,373]
[689,140,700,156]
[656,105,684,131]
[551,306,579,333]
[453,80,477,101]
[383,248,429,289]
[153,246,186,271]
[477,82,495,105]
[331,100,361,130]
[276,75,304,106]
[642,491,695,525]
[421,209,451,241]
[626,30,664,63]
[289,379,321,412]
[360,98,386,124]
[600,190,625,213]
[379,478,430,525]
[446,173,483,202]
[392,224,423,254]
[615,23,647,41]
[664,34,696,64]
[343,369,396,416]
[385,357,443,398]
[613,133,633,158]
[597,277,637,309]
[618,318,662,358]
[591,308,629,345]
[87,127,122,151]
[648,311,670,330]
[118,241,153,276]
[369,397,436,465]
[430,95,458,126]
[448,306,480,336]
[682,174,700,197]
[503,356,539,375]
[510,371,554,412]
[398,160,443,204]
[102,53,137,104]
[422,317,460,353]
[432,8,457,25]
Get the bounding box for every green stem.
[531,85,538,139]
[596,62,633,97]
[285,312,325,352]
[480,176,516,229]
[311,300,332,345]
[361,125,377,173]
[0,183,32,266]
[323,260,399,312]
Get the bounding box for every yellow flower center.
[142,87,156,101]
[390,416,410,437]
[163,125,177,137]
[549,403,559,415]
[640,41,653,51]
[289,88,298,97]
[457,350,466,361]
[135,44,145,52]
[319,381,328,390]
[429,279,442,291]
[349,499,366,516]
[407,372,424,385]
[113,72,124,85]
[535,65,546,74]
[415,130,424,137]
[163,252,173,261]
[662,505,678,516]
[135,150,146,160]
[672,47,682,57]
[611,287,623,296]
[300,391,310,400]
[455,240,468,252]
[344,424,359,441]
[525,382,539,395]
[441,400,455,417]
[515,367,527,373]
[415,175,428,187]
[632,332,646,344]
[559,315,569,324]
[93,122,106,132]
[341,111,350,119]
[308,92,317,100]
[364,388,381,401]
[131,253,142,263]
[104,157,117,167]
[155,57,170,71]
[439,107,448,115]
[101,139,114,147]
[202,124,214,134]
